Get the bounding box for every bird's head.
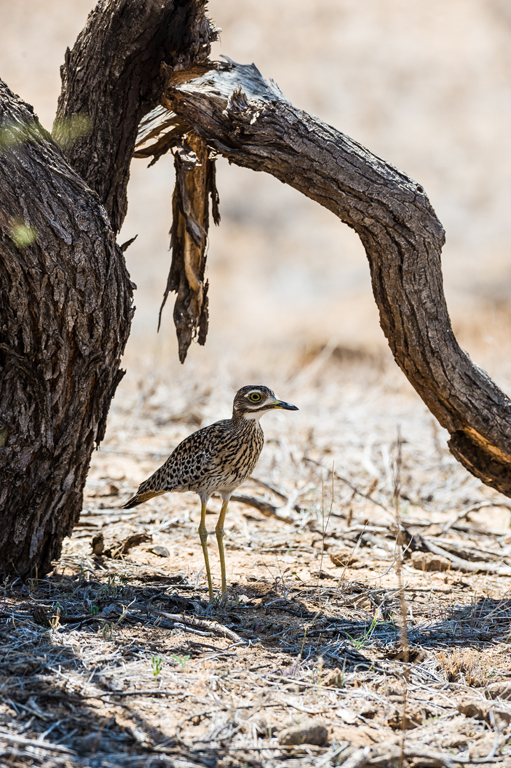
[232,385,298,421]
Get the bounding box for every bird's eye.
[248,392,262,403]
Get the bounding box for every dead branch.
[421,536,511,575]
[162,134,219,362]
[135,59,511,498]
[231,493,294,524]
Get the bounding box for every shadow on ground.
[1,571,510,766]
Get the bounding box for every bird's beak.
[272,398,299,411]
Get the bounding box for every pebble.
[278,718,328,746]
[411,551,450,572]
[152,545,170,557]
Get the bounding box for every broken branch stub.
[137,59,511,497]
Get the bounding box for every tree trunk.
[0,82,132,576]
[0,0,216,577]
[136,61,511,497]
[54,0,215,234]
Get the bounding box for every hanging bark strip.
[160,134,220,363]
[136,105,220,361]
[136,60,511,497]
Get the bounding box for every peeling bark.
[136,61,511,497]
[160,133,219,362]
[136,103,220,361]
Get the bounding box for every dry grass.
[2,353,511,767]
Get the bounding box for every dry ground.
[2,354,511,768]
[2,1,511,766]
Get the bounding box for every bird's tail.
[123,481,165,509]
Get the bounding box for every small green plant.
[98,574,121,598]
[171,654,190,670]
[52,601,66,615]
[346,614,380,649]
[151,656,163,677]
[89,605,99,616]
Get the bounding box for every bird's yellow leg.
[198,501,214,599]
[215,500,229,597]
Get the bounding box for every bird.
[123,385,298,599]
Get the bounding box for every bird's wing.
[159,420,229,490]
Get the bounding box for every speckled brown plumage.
[124,414,264,504]
[123,385,298,599]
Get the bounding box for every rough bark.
[54,0,216,233]
[0,82,133,576]
[136,61,511,497]
[0,0,216,577]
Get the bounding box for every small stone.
[151,545,170,558]
[486,681,511,701]
[411,551,450,572]
[91,532,105,556]
[457,700,489,720]
[279,718,328,746]
[330,550,358,567]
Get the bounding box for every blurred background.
[1,0,511,511]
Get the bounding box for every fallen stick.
[0,731,76,755]
[421,536,511,575]
[82,689,185,699]
[441,500,511,534]
[231,493,294,524]
[148,609,244,643]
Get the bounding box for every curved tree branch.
[137,60,511,496]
